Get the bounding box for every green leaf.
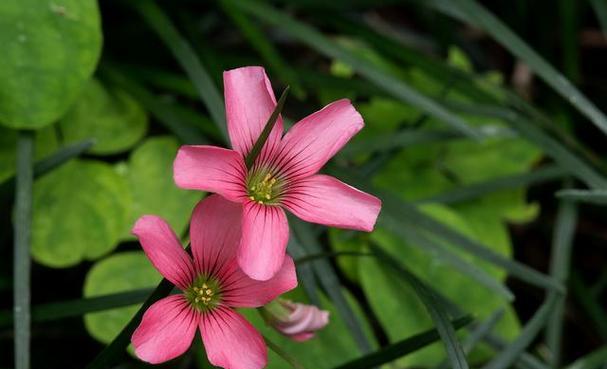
[372,246,470,369]
[361,204,520,366]
[59,79,148,155]
[230,0,481,139]
[83,252,161,346]
[439,0,607,137]
[291,221,373,354]
[335,316,473,369]
[0,0,102,128]
[13,130,34,369]
[31,160,132,267]
[121,136,201,239]
[589,0,607,37]
[241,287,375,369]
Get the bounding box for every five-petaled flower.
[174,66,382,281]
[131,195,297,368]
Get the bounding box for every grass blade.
[339,129,463,158]
[132,0,227,139]
[335,315,473,369]
[291,220,373,354]
[379,216,514,301]
[482,333,552,369]
[287,237,321,306]
[373,245,469,369]
[556,189,607,205]
[330,167,565,292]
[0,289,153,328]
[589,0,607,37]
[443,0,607,136]
[570,273,607,341]
[13,130,34,369]
[84,279,174,369]
[264,335,306,369]
[565,346,607,369]
[219,0,305,98]
[435,309,505,369]
[546,198,578,366]
[418,165,568,205]
[245,86,290,168]
[231,0,482,139]
[482,295,559,369]
[0,139,95,200]
[100,65,211,144]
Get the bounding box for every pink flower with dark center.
[130,195,297,368]
[174,66,382,281]
[261,299,330,341]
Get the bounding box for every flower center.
[185,275,222,312]
[246,169,284,205]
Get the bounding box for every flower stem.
[14,130,34,369]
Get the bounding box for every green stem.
[264,335,306,369]
[14,130,34,369]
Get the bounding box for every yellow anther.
[249,196,255,201]
[270,178,276,184]
[206,289,213,295]
[202,283,208,289]
[195,297,200,303]
[265,194,271,200]
[258,200,264,205]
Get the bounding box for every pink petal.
[238,203,289,281]
[173,145,247,202]
[224,66,283,159]
[132,216,195,290]
[278,99,363,179]
[221,256,297,308]
[283,175,381,232]
[190,194,243,276]
[132,295,198,364]
[290,332,315,342]
[201,307,267,369]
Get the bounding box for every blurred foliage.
[2,0,607,368]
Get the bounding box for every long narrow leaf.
[335,315,473,369]
[566,346,607,369]
[589,0,607,37]
[100,65,210,144]
[291,220,373,354]
[418,165,568,205]
[219,0,305,98]
[13,131,34,369]
[379,216,514,301]
[84,279,174,369]
[132,0,227,138]
[245,86,290,168]
[546,199,578,366]
[373,245,469,369]
[438,0,607,136]
[0,139,95,200]
[231,0,481,139]
[332,167,565,293]
[556,189,607,205]
[287,237,321,306]
[482,295,559,369]
[0,289,153,328]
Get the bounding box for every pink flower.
[130,195,297,368]
[174,66,382,281]
[261,299,330,341]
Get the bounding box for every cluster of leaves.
[2,0,607,369]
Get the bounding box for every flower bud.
[261,299,330,341]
